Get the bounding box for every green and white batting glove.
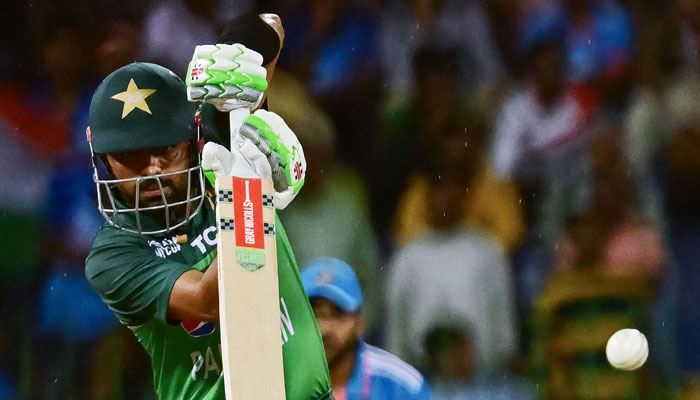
[186,43,268,111]
[202,110,306,209]
[234,109,306,210]
[201,142,257,187]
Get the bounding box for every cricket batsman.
[84,14,332,399]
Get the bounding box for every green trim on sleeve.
[191,250,217,272]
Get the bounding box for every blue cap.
[301,257,363,313]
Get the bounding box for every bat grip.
[229,107,251,149]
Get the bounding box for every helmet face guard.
[92,160,205,235]
[88,116,206,236]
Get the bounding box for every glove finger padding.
[233,134,273,182]
[186,43,267,111]
[188,44,267,87]
[212,43,264,66]
[202,142,234,186]
[234,110,306,210]
[254,110,306,195]
[238,123,288,191]
[241,111,306,193]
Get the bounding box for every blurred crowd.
[1,0,700,398]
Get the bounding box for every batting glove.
[202,109,306,210]
[186,43,268,111]
[233,110,306,210]
[201,142,260,188]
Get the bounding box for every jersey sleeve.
[85,227,191,326]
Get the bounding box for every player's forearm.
[196,256,220,321]
[167,258,220,322]
[196,258,219,322]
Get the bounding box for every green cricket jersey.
[86,196,332,400]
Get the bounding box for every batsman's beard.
[95,166,205,235]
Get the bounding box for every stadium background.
[0,0,699,398]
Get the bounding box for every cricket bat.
[216,14,286,400]
[216,109,285,399]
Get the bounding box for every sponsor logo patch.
[181,320,216,337]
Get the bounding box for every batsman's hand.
[203,110,306,210]
[186,43,268,111]
[234,109,306,210]
[201,142,258,187]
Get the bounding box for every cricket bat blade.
[216,174,285,399]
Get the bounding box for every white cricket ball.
[605,328,649,370]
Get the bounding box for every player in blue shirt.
[301,257,432,400]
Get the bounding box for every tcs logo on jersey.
[181,320,216,337]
